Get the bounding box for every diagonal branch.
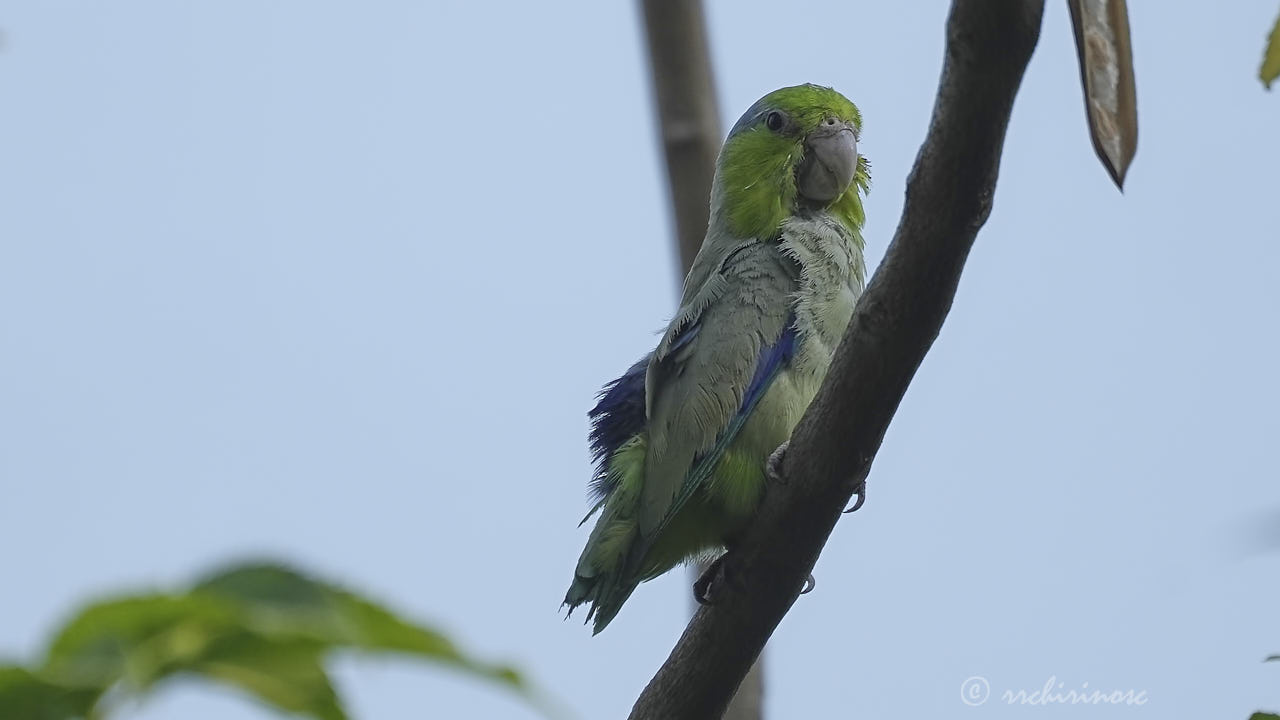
[628,1,1045,718]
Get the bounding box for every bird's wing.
[579,354,650,525]
[636,240,799,538]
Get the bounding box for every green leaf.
[0,666,100,720]
[194,636,345,720]
[193,562,526,688]
[1249,713,1280,720]
[19,561,555,720]
[39,593,339,719]
[41,594,241,688]
[1262,12,1280,89]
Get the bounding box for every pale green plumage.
[565,85,869,633]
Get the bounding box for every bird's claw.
[843,479,867,513]
[693,553,727,606]
[766,441,790,485]
[698,555,816,602]
[800,573,816,595]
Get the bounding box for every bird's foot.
[770,440,866,511]
[695,553,815,603]
[843,477,867,513]
[766,441,790,485]
[693,553,729,606]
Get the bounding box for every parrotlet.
[565,84,871,634]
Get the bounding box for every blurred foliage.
[0,562,547,720]
[1263,10,1280,88]
[1251,656,1280,719]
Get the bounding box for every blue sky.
[3,1,1280,718]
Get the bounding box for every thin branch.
[640,0,723,275]
[628,1,1045,718]
[639,2,766,718]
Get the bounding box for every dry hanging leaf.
[1068,0,1139,190]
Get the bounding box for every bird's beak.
[797,121,858,204]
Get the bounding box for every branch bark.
[629,1,1045,718]
[639,2,766,718]
[640,0,723,274]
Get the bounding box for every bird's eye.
[764,111,786,132]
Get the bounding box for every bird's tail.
[563,565,642,635]
[564,435,648,634]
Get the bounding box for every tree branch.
[640,0,723,275]
[628,1,1045,718]
[639,3,767,718]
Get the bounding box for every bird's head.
[715,84,870,240]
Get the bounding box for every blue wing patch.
[586,354,649,503]
[585,313,703,506]
[739,317,797,421]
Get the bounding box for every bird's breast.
[777,214,866,393]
